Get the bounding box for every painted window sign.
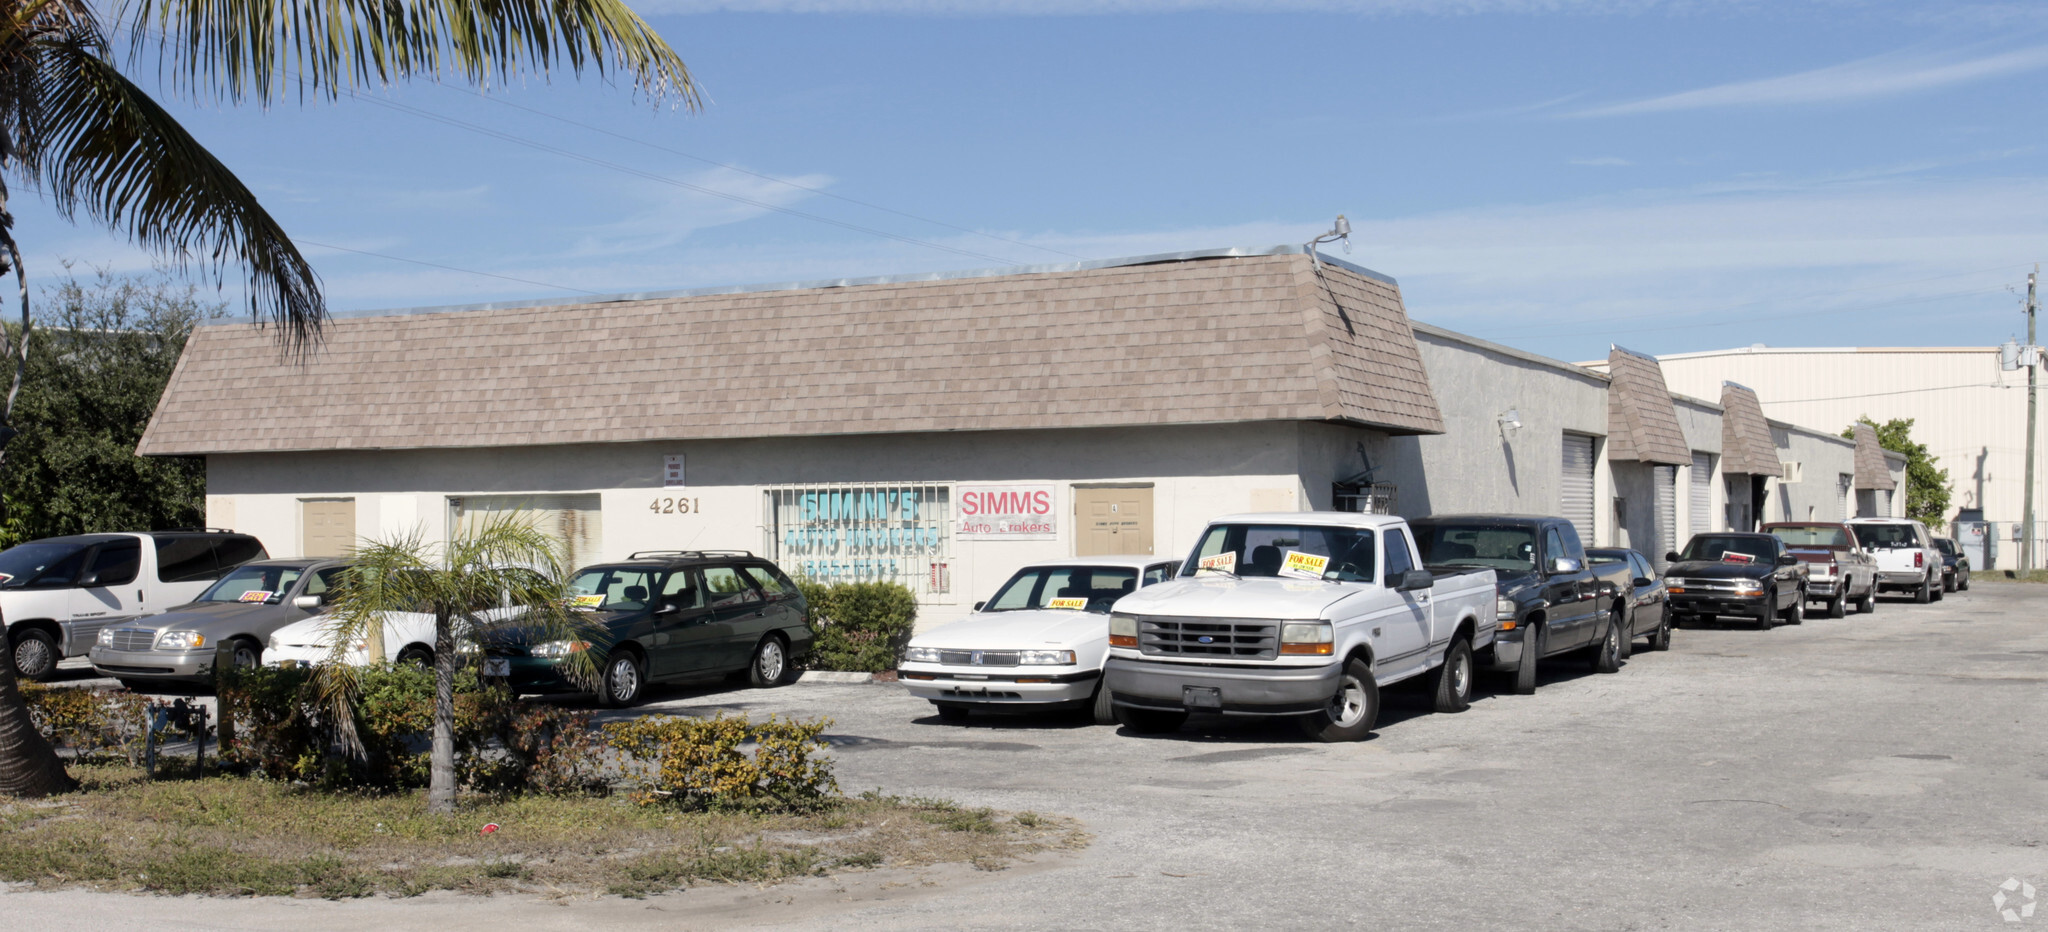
[763,484,953,595]
[956,484,1058,540]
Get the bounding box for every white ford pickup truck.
[1103,512,1497,741]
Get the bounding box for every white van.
[0,530,268,680]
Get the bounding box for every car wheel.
[1647,615,1672,652]
[1827,591,1847,618]
[1960,570,1970,591]
[1755,594,1773,630]
[395,646,434,668]
[1115,705,1187,734]
[935,703,970,724]
[229,638,263,670]
[1858,585,1877,613]
[10,628,58,682]
[1942,572,1955,593]
[1782,592,1804,625]
[1592,614,1623,673]
[597,648,646,708]
[748,636,790,688]
[1089,682,1118,725]
[1299,656,1379,742]
[1914,575,1932,603]
[1931,575,1945,601]
[1615,609,1634,661]
[1511,624,1542,695]
[1428,636,1473,713]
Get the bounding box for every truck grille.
[105,628,159,651]
[1137,617,1277,660]
[936,650,1021,666]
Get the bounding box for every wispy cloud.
[1572,44,2048,117]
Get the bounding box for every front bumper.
[1668,592,1768,618]
[1478,626,1525,671]
[1105,656,1338,716]
[897,662,1098,706]
[88,646,215,680]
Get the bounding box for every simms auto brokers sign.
[957,484,1057,540]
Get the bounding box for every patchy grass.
[0,765,1084,899]
[1979,569,2048,584]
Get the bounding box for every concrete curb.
[797,670,892,684]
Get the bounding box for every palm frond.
[123,0,698,108]
[22,36,322,348]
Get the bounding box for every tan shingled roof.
[1719,382,1783,476]
[1852,422,1891,489]
[139,252,1445,456]
[1605,346,1691,466]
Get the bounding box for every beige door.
[301,499,357,557]
[1075,486,1154,556]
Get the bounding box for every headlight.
[155,631,205,650]
[1018,649,1077,665]
[97,628,116,646]
[1279,621,1333,656]
[1108,613,1138,648]
[267,635,280,651]
[902,646,942,664]
[531,640,590,658]
[1495,596,1516,621]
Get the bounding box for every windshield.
[0,541,91,588]
[198,564,308,603]
[567,566,655,612]
[1414,524,1537,573]
[1679,536,1776,563]
[1854,523,1920,548]
[1769,525,1849,548]
[1182,524,1376,583]
[983,566,1140,613]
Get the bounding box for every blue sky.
[23,0,2048,362]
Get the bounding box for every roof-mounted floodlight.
[1306,214,1351,270]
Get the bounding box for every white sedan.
[266,566,545,668]
[898,555,1180,724]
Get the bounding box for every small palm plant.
[318,513,603,813]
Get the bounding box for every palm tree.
[321,514,603,813]
[0,0,694,797]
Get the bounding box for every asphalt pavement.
[7,581,2048,930]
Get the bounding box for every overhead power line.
[295,239,602,295]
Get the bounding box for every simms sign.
[957,484,1057,540]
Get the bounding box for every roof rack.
[625,549,757,560]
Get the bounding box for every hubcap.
[759,641,784,680]
[1450,651,1471,698]
[1330,675,1368,727]
[610,657,639,700]
[15,639,49,674]
[234,647,259,668]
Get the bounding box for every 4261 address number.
[648,497,700,514]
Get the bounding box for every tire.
[1646,615,1672,652]
[1089,681,1118,725]
[1782,591,1804,626]
[228,638,263,670]
[596,648,646,708]
[1960,570,1970,591]
[1615,609,1634,662]
[1913,576,1931,604]
[1827,591,1847,619]
[1591,615,1623,673]
[395,646,434,668]
[1857,585,1876,614]
[748,635,791,688]
[1428,637,1474,714]
[1755,595,1773,630]
[1299,656,1379,742]
[1931,577,1945,602]
[935,703,970,724]
[9,628,58,682]
[1115,705,1187,734]
[1511,625,1542,696]
[1942,572,1955,593]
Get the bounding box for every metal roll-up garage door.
[1691,452,1713,536]
[1561,434,1596,543]
[1654,466,1677,570]
[451,493,604,569]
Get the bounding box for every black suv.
[491,551,813,707]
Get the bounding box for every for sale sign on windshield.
[1721,552,1756,564]
[956,484,1057,540]
[1279,551,1330,579]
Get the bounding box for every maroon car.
[1762,522,1879,618]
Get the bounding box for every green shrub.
[798,580,917,672]
[603,713,837,810]
[18,683,149,764]
[214,664,604,793]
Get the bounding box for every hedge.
[795,579,918,673]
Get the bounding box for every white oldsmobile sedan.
[899,555,1180,724]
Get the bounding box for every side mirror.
[1633,576,1653,588]
[1396,568,1434,591]
[293,595,322,610]
[654,601,680,616]
[75,572,99,588]
[973,600,987,612]
[1547,557,1582,575]
[1777,553,1800,566]
[1664,551,1682,563]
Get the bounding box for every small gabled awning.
[1852,423,1891,489]
[1719,382,1783,477]
[1605,345,1691,466]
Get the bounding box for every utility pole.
[2027,267,2038,573]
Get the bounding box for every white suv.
[1845,518,1943,604]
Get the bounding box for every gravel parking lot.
[9,582,2048,930]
